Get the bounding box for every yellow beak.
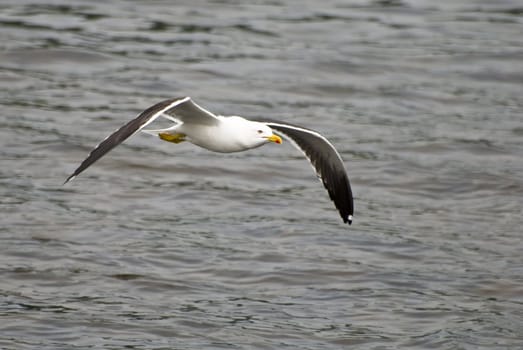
[265,134,282,144]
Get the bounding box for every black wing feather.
[65,97,186,184]
[263,121,354,224]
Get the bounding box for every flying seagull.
[65,97,354,224]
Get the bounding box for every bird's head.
[225,117,282,150]
[254,123,282,144]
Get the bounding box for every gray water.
[1,0,522,349]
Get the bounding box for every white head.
[225,117,282,150]
[251,122,282,144]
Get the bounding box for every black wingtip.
[347,215,353,225]
[63,174,75,185]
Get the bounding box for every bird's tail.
[141,124,179,136]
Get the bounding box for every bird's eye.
[257,130,263,134]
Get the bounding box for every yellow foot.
[158,132,186,144]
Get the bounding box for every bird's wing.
[161,97,220,125]
[262,121,354,224]
[65,97,219,183]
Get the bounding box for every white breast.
[179,116,266,153]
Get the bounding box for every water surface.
[1,0,522,349]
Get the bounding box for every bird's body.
[173,116,276,153]
[66,97,354,224]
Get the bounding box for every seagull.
[65,97,354,224]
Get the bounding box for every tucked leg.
[158,132,186,144]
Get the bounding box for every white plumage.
[66,97,354,224]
